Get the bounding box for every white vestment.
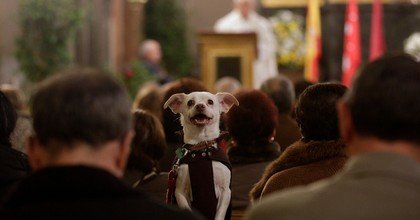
[214,10,278,88]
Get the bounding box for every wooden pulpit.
[198,33,258,90]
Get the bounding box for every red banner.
[342,0,361,87]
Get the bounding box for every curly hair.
[226,89,278,145]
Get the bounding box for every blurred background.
[0,0,419,94]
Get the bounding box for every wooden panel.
[198,33,257,90]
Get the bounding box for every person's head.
[127,110,166,174]
[162,78,208,143]
[260,75,295,115]
[28,69,133,177]
[338,54,420,157]
[0,91,17,147]
[139,39,162,64]
[133,82,163,120]
[226,89,277,145]
[215,77,242,94]
[233,0,256,19]
[296,83,347,141]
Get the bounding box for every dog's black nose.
[195,104,205,111]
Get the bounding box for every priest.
[214,0,278,88]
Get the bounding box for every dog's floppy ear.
[164,93,186,114]
[216,92,239,113]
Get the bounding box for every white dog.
[164,92,238,220]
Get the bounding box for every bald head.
[233,0,256,18]
[139,39,162,64]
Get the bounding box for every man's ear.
[216,92,239,113]
[337,101,354,143]
[163,93,186,114]
[26,135,44,171]
[116,130,135,176]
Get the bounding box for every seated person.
[140,40,172,84]
[251,83,348,201]
[0,91,30,203]
[247,54,420,220]
[260,75,301,151]
[0,70,200,220]
[124,109,168,203]
[225,90,280,211]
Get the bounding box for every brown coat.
[250,140,347,201]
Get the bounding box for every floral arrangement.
[270,10,305,71]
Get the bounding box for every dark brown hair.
[127,110,167,173]
[0,91,17,147]
[226,89,278,145]
[344,54,420,144]
[31,69,132,151]
[296,83,347,141]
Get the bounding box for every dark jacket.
[274,115,301,152]
[0,166,201,220]
[250,140,347,201]
[0,144,30,203]
[134,172,169,204]
[228,142,280,210]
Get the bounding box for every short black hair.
[296,83,347,141]
[0,91,17,147]
[260,75,295,114]
[31,69,132,151]
[344,54,420,144]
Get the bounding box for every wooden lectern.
[198,33,257,90]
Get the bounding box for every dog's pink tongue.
[193,118,209,126]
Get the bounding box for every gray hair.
[139,39,160,58]
[215,77,242,93]
[260,75,295,114]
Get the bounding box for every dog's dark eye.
[187,100,195,107]
[208,99,214,105]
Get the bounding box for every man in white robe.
[214,0,278,88]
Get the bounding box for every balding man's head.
[233,0,256,18]
[139,39,162,64]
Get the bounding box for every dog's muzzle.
[190,113,213,126]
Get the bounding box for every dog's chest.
[179,145,231,170]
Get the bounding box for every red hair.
[226,89,278,145]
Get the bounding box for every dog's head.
[164,92,239,128]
